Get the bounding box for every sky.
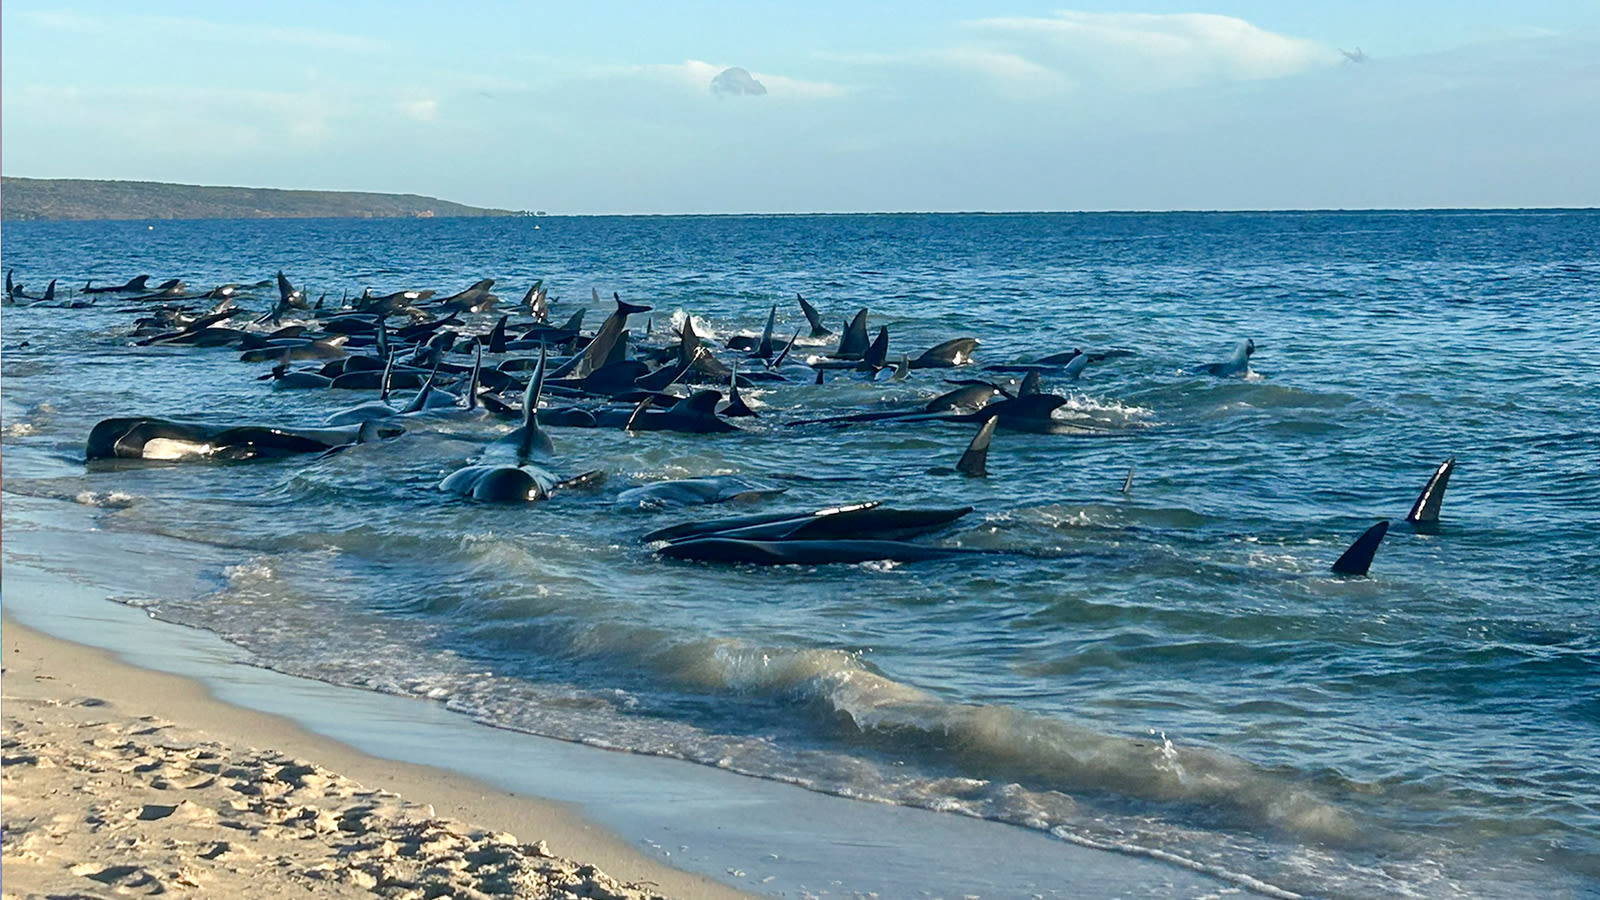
[3,2,1598,213]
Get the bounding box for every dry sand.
[0,615,755,900]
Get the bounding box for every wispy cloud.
[826,10,1337,99]
[22,10,384,54]
[398,98,440,122]
[966,11,1340,88]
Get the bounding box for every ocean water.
[3,211,1597,899]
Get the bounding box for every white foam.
[72,490,137,509]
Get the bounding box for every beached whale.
[616,476,786,508]
[644,503,973,544]
[441,348,604,502]
[624,390,740,434]
[785,383,1000,428]
[86,417,401,461]
[657,538,987,565]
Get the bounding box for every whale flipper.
[1330,520,1389,576]
[1405,457,1455,528]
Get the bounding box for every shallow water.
[3,211,1598,898]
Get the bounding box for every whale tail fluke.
[614,292,652,318]
[1331,520,1389,576]
[798,294,832,337]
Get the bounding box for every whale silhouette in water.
[616,476,786,509]
[86,417,401,461]
[1199,339,1255,377]
[651,502,980,564]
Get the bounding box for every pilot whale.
[657,538,988,565]
[440,348,604,502]
[86,417,401,461]
[616,476,786,508]
[1405,457,1455,530]
[1199,339,1255,377]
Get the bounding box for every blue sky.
[3,2,1597,212]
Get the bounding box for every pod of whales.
[36,257,1443,579]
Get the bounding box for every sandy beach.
[1,615,752,900]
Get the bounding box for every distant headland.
[0,177,518,222]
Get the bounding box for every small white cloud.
[711,66,767,96]
[926,48,1070,92]
[618,59,845,99]
[400,98,439,121]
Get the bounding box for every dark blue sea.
[3,211,1598,898]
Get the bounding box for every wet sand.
[1,615,753,900]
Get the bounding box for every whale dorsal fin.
[862,325,889,370]
[1331,520,1389,576]
[401,360,442,414]
[488,315,508,354]
[515,345,551,461]
[956,416,998,478]
[724,365,757,417]
[757,305,776,358]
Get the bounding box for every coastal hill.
[0,177,517,221]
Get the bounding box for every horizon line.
[3,177,1596,219]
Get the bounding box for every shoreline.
[0,485,1228,899]
[0,611,751,900]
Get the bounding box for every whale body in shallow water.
[616,476,785,508]
[86,417,401,461]
[657,537,987,565]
